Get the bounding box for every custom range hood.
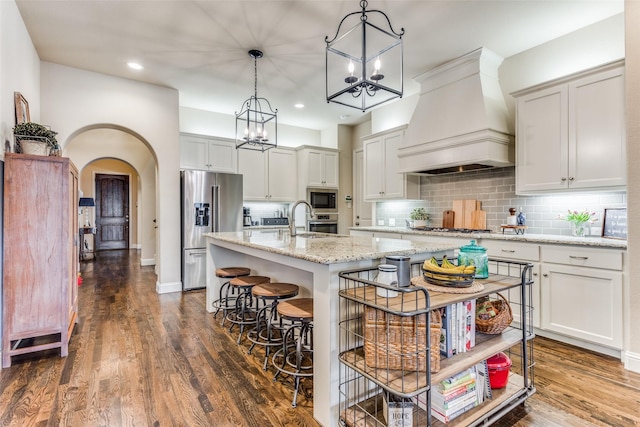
[398,47,514,175]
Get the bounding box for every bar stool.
[247,283,300,370]
[225,275,271,344]
[211,267,251,326]
[272,298,314,408]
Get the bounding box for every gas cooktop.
[412,227,493,234]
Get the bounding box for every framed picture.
[602,208,627,240]
[14,92,30,124]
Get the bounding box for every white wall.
[0,0,41,155]
[625,0,640,373]
[41,62,181,293]
[179,106,322,148]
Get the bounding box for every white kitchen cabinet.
[237,147,297,201]
[483,240,541,329]
[514,61,625,194]
[180,133,237,173]
[540,245,623,350]
[362,126,419,201]
[297,147,338,189]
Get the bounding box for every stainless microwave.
[309,190,337,210]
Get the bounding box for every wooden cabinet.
[363,127,419,201]
[180,133,237,173]
[2,153,79,367]
[514,61,625,194]
[297,147,338,189]
[238,147,297,201]
[540,245,623,350]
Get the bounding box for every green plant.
[409,207,429,221]
[13,122,59,149]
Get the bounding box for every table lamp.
[79,197,95,227]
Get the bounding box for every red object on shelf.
[487,352,512,389]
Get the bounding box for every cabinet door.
[322,151,339,188]
[180,135,209,170]
[568,67,626,189]
[238,149,268,200]
[541,263,622,349]
[207,139,237,173]
[268,148,297,201]
[516,85,568,193]
[382,131,405,199]
[306,150,324,187]
[363,136,384,200]
[353,149,372,227]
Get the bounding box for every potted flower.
[409,207,429,228]
[558,209,597,237]
[12,122,59,156]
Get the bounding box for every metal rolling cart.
[337,259,535,426]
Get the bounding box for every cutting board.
[452,199,477,228]
[452,200,465,228]
[470,210,487,230]
[443,210,455,228]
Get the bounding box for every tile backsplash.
[376,167,626,236]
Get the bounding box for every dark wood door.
[95,174,129,250]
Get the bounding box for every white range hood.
[398,47,514,175]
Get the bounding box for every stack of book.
[440,300,476,358]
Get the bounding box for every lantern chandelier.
[235,49,277,151]
[325,0,404,112]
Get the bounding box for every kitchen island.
[204,230,458,427]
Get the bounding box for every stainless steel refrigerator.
[180,170,243,291]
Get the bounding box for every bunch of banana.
[422,256,475,285]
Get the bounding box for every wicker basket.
[475,293,513,334]
[363,306,441,373]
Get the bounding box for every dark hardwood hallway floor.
[0,250,638,426]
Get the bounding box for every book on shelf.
[432,382,477,405]
[440,301,476,358]
[431,398,479,424]
[432,387,478,412]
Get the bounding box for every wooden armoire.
[2,153,79,367]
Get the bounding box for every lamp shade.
[79,197,95,207]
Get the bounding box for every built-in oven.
[308,189,337,211]
[308,214,338,234]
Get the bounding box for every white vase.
[413,219,427,228]
[20,140,50,156]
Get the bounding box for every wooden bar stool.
[225,275,271,344]
[247,283,300,370]
[211,267,251,326]
[272,298,314,408]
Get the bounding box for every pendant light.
[235,49,278,151]
[325,0,404,112]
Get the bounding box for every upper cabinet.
[297,147,339,189]
[514,61,625,194]
[362,126,419,201]
[180,133,237,173]
[238,147,297,202]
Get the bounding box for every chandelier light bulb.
[374,57,381,74]
[348,61,355,76]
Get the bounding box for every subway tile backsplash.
[375,167,626,236]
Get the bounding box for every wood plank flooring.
[0,249,638,426]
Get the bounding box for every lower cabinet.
[540,245,623,349]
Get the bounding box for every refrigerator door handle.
[212,184,220,232]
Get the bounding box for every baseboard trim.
[623,350,640,373]
[156,281,182,294]
[534,329,621,359]
[140,258,156,266]
[131,244,142,249]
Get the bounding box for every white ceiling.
[16,0,623,131]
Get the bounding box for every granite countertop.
[205,230,459,264]
[350,226,627,249]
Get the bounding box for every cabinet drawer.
[483,240,539,262]
[541,245,623,271]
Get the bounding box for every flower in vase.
[558,209,597,237]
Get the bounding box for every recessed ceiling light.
[127,62,144,70]
[339,114,351,120]
[294,103,304,109]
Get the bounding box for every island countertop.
[204,230,460,264]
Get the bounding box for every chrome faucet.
[289,200,315,236]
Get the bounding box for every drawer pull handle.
[501,249,516,253]
[569,255,589,260]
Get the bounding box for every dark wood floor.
[0,250,639,426]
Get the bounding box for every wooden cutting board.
[463,200,477,229]
[452,200,465,228]
[443,210,455,228]
[470,210,487,230]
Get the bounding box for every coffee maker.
[243,207,252,226]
